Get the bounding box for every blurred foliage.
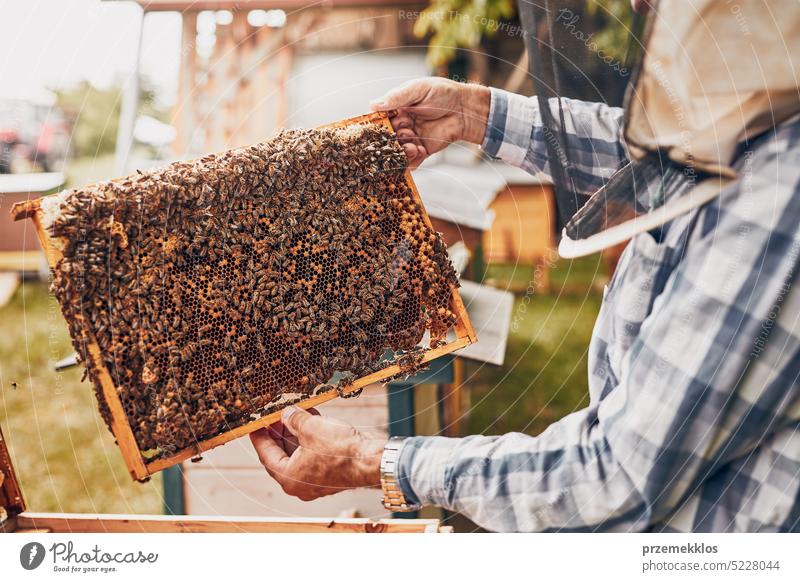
[54,82,120,157]
[415,0,516,68]
[418,0,638,71]
[586,0,642,60]
[54,80,161,158]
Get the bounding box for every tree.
[415,0,517,69]
[416,0,642,104]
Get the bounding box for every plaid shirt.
[396,88,800,532]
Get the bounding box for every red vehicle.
[0,99,70,173]
[0,126,13,174]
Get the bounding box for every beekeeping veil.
[518,0,800,257]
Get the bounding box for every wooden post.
[114,5,144,174]
[0,423,25,518]
[253,26,273,140]
[237,15,256,145]
[221,17,237,148]
[174,11,198,157]
[274,45,293,130]
[206,16,233,151]
[228,10,249,147]
[440,357,464,437]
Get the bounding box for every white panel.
[184,468,390,519]
[456,280,514,366]
[413,163,502,231]
[0,172,64,194]
[287,51,428,127]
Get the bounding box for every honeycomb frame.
[11,111,476,481]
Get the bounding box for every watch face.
[381,437,420,510]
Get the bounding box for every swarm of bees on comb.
[48,121,459,457]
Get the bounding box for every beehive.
[11,112,475,481]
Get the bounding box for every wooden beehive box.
[10,111,476,482]
[0,423,448,533]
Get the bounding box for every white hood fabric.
[625,0,800,176]
[559,0,800,258]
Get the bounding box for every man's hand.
[250,406,386,501]
[370,77,491,168]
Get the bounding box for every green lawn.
[465,256,605,437]
[0,282,163,514]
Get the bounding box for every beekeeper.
[251,0,800,532]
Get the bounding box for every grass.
[464,255,605,437]
[0,281,163,514]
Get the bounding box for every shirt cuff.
[481,87,538,167]
[395,435,461,508]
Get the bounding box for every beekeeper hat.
[519,0,800,258]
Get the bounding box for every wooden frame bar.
[10,111,476,482]
[1,419,450,533]
[0,425,25,520]
[135,1,425,12]
[10,513,444,533]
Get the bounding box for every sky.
[0,0,181,106]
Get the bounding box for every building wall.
[172,5,428,154]
[287,50,428,127]
[484,184,556,265]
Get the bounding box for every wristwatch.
[380,436,421,512]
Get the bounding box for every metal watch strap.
[380,436,420,512]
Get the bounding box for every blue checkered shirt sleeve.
[394,89,800,532]
[481,87,628,195]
